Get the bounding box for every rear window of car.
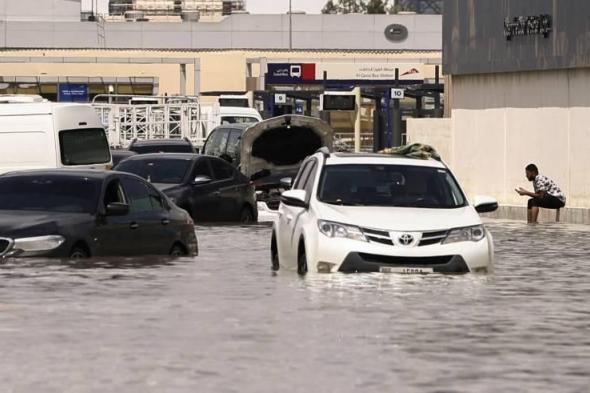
[0,176,100,213]
[59,128,111,166]
[129,143,194,154]
[116,158,192,184]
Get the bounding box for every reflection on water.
[0,221,589,392]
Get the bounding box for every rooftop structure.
[396,0,443,14]
[105,0,244,21]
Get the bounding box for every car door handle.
[161,219,170,226]
[130,222,139,230]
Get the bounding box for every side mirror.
[281,189,308,209]
[193,175,212,186]
[473,195,499,214]
[280,177,293,190]
[250,169,271,182]
[105,202,130,216]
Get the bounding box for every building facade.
[439,0,590,219]
[0,0,442,151]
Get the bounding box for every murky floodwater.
[1,221,589,392]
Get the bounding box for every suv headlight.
[442,225,486,245]
[13,235,66,252]
[318,220,368,242]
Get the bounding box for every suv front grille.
[362,228,394,246]
[0,238,12,257]
[361,228,448,247]
[358,253,454,266]
[419,230,449,246]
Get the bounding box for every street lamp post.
[289,0,292,50]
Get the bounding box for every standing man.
[516,164,566,224]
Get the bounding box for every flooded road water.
[1,221,589,392]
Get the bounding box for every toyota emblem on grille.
[399,234,414,246]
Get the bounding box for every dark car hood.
[0,211,91,238]
[239,115,333,179]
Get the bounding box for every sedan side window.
[121,177,152,213]
[147,185,166,212]
[192,160,213,179]
[210,158,234,181]
[103,179,126,208]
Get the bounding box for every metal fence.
[333,132,375,153]
[93,102,217,148]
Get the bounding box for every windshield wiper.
[322,200,363,206]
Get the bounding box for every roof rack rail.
[316,146,331,158]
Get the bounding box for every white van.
[0,99,112,175]
[218,106,263,125]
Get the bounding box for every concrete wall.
[449,68,590,209]
[443,0,590,75]
[406,118,453,165]
[0,14,441,51]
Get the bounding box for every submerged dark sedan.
[0,170,198,259]
[115,153,257,223]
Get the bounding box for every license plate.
[379,267,434,274]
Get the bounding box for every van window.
[59,128,111,166]
[203,129,230,157]
[221,116,259,125]
[225,130,242,164]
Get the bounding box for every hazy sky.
[83,0,324,14]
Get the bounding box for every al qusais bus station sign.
[504,15,552,41]
[266,63,435,86]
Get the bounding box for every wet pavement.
[0,220,589,392]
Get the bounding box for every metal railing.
[334,132,375,153]
[93,98,218,148]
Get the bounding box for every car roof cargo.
[0,94,47,104]
[239,115,333,178]
[0,102,94,117]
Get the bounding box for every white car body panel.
[273,152,496,275]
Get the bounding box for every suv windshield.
[318,164,466,209]
[0,176,100,213]
[116,158,192,184]
[59,128,111,166]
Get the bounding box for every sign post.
[391,88,405,99]
[392,68,402,148]
[353,87,362,153]
[274,93,287,105]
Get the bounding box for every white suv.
[271,151,498,274]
